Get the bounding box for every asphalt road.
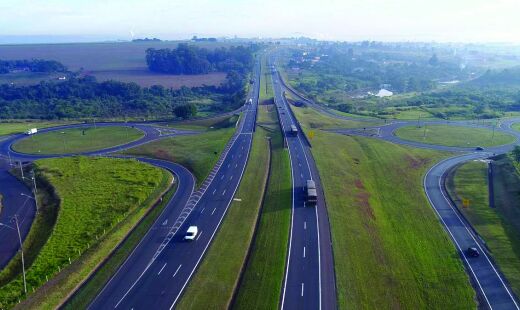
[279,72,520,309]
[270,60,337,310]
[88,61,260,309]
[0,122,198,278]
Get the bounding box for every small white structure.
[26,128,38,135]
[375,89,393,98]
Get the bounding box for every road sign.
[462,199,470,208]
[308,130,315,140]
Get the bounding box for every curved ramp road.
[271,60,337,310]
[0,122,197,277]
[89,61,261,309]
[275,66,520,309]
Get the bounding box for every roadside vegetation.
[395,124,515,147]
[290,104,476,308]
[289,103,381,129]
[177,111,270,309]
[121,127,234,186]
[12,126,143,154]
[163,113,240,131]
[0,157,171,309]
[447,156,520,297]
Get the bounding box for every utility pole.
[423,123,427,139]
[7,151,12,166]
[19,161,24,179]
[491,125,496,144]
[13,215,27,294]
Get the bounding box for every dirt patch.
[153,149,171,160]
[405,154,429,169]
[354,179,375,220]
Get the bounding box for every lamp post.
[0,215,27,294]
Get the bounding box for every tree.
[513,146,520,163]
[173,103,197,119]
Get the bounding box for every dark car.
[467,247,479,257]
[475,146,484,151]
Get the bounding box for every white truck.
[26,128,37,135]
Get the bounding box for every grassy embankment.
[11,126,143,154]
[121,127,234,186]
[395,124,515,147]
[290,104,477,308]
[162,113,240,131]
[0,121,78,137]
[177,111,270,309]
[232,55,292,309]
[0,157,171,309]
[447,156,520,297]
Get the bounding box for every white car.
[184,226,198,241]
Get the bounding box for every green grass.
[177,113,270,309]
[0,157,171,309]
[232,104,292,309]
[447,156,520,297]
[121,128,235,186]
[164,114,239,131]
[512,123,520,132]
[395,124,516,147]
[0,121,78,137]
[11,126,144,154]
[290,104,382,130]
[288,103,476,308]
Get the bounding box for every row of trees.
[146,44,255,75]
[0,59,67,74]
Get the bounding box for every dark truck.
[306,179,317,205]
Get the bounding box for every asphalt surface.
[88,60,260,309]
[280,73,520,309]
[0,122,198,278]
[270,60,337,310]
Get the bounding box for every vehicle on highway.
[248,98,253,104]
[306,179,317,205]
[289,124,298,136]
[467,247,479,257]
[26,128,38,135]
[184,226,199,241]
[475,146,484,151]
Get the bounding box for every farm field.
[0,157,171,309]
[11,126,144,154]
[178,109,270,309]
[395,124,516,147]
[447,157,520,297]
[0,41,232,88]
[290,105,476,308]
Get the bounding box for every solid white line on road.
[172,265,182,278]
[301,283,304,297]
[201,208,205,214]
[158,263,167,275]
[222,189,226,196]
[221,175,225,180]
[212,189,216,195]
[196,231,203,241]
[303,246,306,258]
[211,208,216,215]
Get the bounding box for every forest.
[0,59,67,74]
[146,43,256,75]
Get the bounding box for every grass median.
[11,126,143,154]
[395,124,515,147]
[0,156,171,309]
[232,104,292,309]
[177,117,270,309]
[447,156,520,297]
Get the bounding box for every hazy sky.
[1,0,519,42]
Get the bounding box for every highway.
[277,69,520,309]
[88,60,260,309]
[270,59,337,310]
